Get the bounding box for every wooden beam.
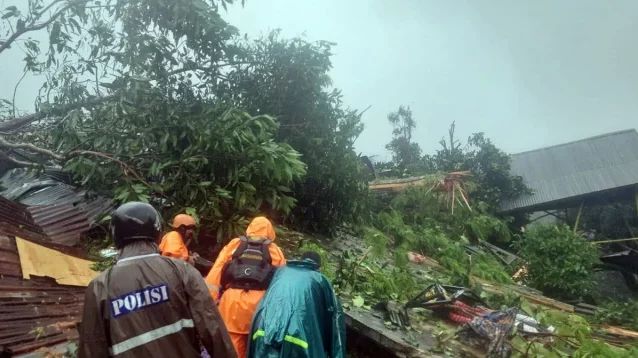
[593,237,638,245]
[574,200,585,232]
[542,210,567,221]
[529,212,552,223]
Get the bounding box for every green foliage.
[372,206,512,284]
[298,240,335,281]
[509,305,638,357]
[516,224,600,299]
[385,105,421,173]
[430,124,531,209]
[58,106,306,242]
[91,256,117,272]
[217,32,369,235]
[465,214,512,243]
[0,0,384,242]
[592,300,638,331]
[579,203,638,240]
[362,227,388,259]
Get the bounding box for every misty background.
[2,0,637,160]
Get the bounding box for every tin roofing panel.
[0,169,114,246]
[499,129,638,212]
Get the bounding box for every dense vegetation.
[516,224,600,299]
[0,0,366,241]
[1,1,637,356]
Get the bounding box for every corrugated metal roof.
[0,169,113,246]
[27,205,91,246]
[1,169,113,222]
[0,236,84,356]
[500,129,638,212]
[0,195,88,247]
[0,197,48,244]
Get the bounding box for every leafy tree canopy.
[216,32,370,234]
[385,105,421,173]
[0,0,367,241]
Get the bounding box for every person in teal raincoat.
[246,251,346,358]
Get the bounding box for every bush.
[517,224,600,299]
[592,300,638,331]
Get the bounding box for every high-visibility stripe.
[207,283,219,292]
[284,335,309,349]
[332,290,343,348]
[117,253,160,264]
[252,330,265,340]
[109,318,194,355]
[252,330,308,349]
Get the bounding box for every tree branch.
[0,137,165,196]
[0,150,41,168]
[0,1,85,54]
[0,94,117,132]
[67,150,168,198]
[167,61,254,76]
[0,136,65,161]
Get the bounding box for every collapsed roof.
[0,169,112,246]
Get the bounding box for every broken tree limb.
[0,151,41,168]
[0,136,64,161]
[0,136,164,197]
[0,94,117,132]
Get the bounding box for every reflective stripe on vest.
[251,330,309,349]
[109,318,194,355]
[206,283,219,292]
[117,253,160,264]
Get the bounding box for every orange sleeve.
[159,232,189,261]
[205,238,240,300]
[269,243,286,267]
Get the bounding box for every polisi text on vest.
[110,284,170,318]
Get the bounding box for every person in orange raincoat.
[205,217,286,358]
[159,214,199,265]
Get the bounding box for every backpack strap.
[231,236,249,260]
[260,239,273,265]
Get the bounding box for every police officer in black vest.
[78,202,237,358]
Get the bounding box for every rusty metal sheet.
[0,197,46,239]
[1,168,114,226]
[27,205,91,246]
[0,236,85,356]
[0,185,108,247]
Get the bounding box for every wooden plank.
[369,178,428,192]
[15,237,99,287]
[602,326,638,339]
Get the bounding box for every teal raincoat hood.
[247,259,346,358]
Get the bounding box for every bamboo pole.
[593,237,638,245]
[573,201,584,232]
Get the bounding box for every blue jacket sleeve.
[322,277,346,358]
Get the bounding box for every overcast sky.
[223,0,638,160]
[3,0,638,160]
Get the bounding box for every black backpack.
[220,236,275,292]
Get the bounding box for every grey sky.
[3,0,638,161]
[224,0,638,160]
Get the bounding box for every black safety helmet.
[110,202,162,249]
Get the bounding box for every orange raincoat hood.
[245,217,276,241]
